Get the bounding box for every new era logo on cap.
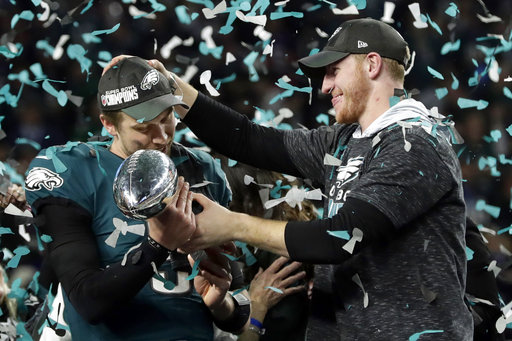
[357,40,368,48]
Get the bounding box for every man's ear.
[366,52,383,80]
[99,114,118,137]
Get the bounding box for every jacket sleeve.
[33,197,169,324]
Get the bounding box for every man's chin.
[335,112,357,125]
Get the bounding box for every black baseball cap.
[98,56,189,122]
[298,18,409,80]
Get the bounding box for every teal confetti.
[478,156,500,176]
[6,246,30,269]
[198,42,223,59]
[265,286,284,294]
[92,145,107,176]
[270,11,303,20]
[0,228,14,235]
[466,247,474,261]
[17,321,34,341]
[475,199,501,218]
[221,252,240,261]
[30,63,46,80]
[409,330,443,341]
[348,0,366,10]
[232,285,249,296]
[186,257,201,280]
[98,50,112,61]
[213,73,237,88]
[327,230,350,240]
[35,40,54,56]
[418,170,424,176]
[171,155,190,167]
[497,224,512,235]
[152,269,176,290]
[269,78,312,104]
[247,0,270,16]
[450,73,459,90]
[444,3,459,17]
[389,95,400,107]
[83,23,121,44]
[15,137,41,150]
[148,0,167,13]
[468,70,479,87]
[435,88,448,100]
[424,14,442,35]
[456,98,488,110]
[8,70,39,87]
[504,87,512,100]
[440,40,460,55]
[506,124,512,136]
[80,0,94,14]
[489,130,502,142]
[316,113,329,125]
[175,5,193,25]
[67,44,92,75]
[235,241,257,266]
[41,234,53,243]
[46,147,67,173]
[0,82,24,107]
[8,277,26,301]
[427,66,444,80]
[270,180,290,199]
[0,43,23,58]
[42,80,67,106]
[244,51,260,82]
[228,158,237,167]
[11,10,35,29]
[499,154,512,165]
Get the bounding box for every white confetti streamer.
[333,5,359,15]
[408,3,428,29]
[381,2,396,24]
[202,0,227,19]
[352,273,369,308]
[199,70,220,96]
[342,228,363,254]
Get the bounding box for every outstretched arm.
[184,193,394,264]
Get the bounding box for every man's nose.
[152,125,169,143]
[321,75,334,94]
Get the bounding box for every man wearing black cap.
[24,56,250,340]
[124,17,474,339]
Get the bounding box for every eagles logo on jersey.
[25,167,64,191]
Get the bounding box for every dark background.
[1,0,512,317]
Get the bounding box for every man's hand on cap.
[102,54,134,75]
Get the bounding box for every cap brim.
[123,93,190,122]
[298,50,350,80]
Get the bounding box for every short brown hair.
[100,110,123,127]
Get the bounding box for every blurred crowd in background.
[0,0,511,330]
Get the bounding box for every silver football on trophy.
[113,149,178,220]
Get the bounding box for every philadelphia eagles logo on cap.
[141,69,160,90]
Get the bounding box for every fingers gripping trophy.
[113,149,205,260]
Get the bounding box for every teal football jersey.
[25,141,231,341]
